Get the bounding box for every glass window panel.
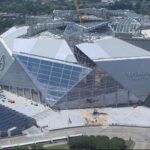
[63,69,71,75]
[52,67,62,73]
[27,65,39,72]
[28,58,40,64]
[56,93,64,97]
[21,61,28,65]
[18,55,28,61]
[51,71,62,77]
[39,69,51,75]
[71,71,81,76]
[46,94,53,99]
[62,73,70,79]
[47,94,54,99]
[54,96,61,99]
[28,62,39,67]
[46,90,51,95]
[60,79,69,87]
[73,66,82,72]
[50,76,61,82]
[53,62,64,68]
[60,83,68,88]
[48,80,60,86]
[31,72,37,77]
[61,79,69,84]
[48,83,58,88]
[69,80,77,86]
[41,60,52,66]
[40,64,51,71]
[70,76,79,81]
[37,78,48,84]
[64,65,72,70]
[48,91,58,96]
[38,74,49,80]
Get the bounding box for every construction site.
[1,0,150,145]
[25,0,150,51]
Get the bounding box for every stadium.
[1,26,150,110]
[2,7,150,140]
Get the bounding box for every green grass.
[45,144,69,150]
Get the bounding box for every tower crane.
[73,0,83,23]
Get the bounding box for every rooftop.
[1,26,29,50]
[1,26,77,63]
[13,38,77,63]
[76,37,150,61]
[1,8,150,64]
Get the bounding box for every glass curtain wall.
[56,67,139,109]
[16,54,91,106]
[54,46,140,109]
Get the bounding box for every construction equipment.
[73,0,83,23]
[8,99,15,104]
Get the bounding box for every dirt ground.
[80,108,108,126]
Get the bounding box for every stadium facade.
[1,26,150,109]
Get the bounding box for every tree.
[96,136,110,150]
[110,137,127,150]
[30,144,44,150]
[68,135,128,150]
[14,146,29,150]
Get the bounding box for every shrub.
[68,135,127,150]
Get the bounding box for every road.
[1,126,150,149]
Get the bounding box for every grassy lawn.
[45,143,69,150]
[126,139,135,149]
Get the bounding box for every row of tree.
[0,0,150,33]
[0,0,75,33]
[0,0,75,15]
[14,135,133,150]
[68,135,128,150]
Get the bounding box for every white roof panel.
[76,43,111,59]
[96,38,150,58]
[1,26,28,50]
[13,38,77,63]
[77,37,150,61]
[14,38,37,53]
[1,26,77,63]
[31,39,62,58]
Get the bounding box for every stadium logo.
[0,55,5,71]
[126,71,150,80]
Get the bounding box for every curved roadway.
[1,126,150,149]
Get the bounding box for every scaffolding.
[53,8,108,21]
[25,15,53,25]
[25,8,150,42]
[107,9,150,28]
[109,17,141,36]
[27,21,70,36]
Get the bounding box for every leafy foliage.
[68,135,128,150]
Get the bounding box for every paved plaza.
[1,91,150,131]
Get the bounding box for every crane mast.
[73,0,83,23]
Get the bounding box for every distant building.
[101,0,121,4]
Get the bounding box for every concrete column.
[115,90,118,108]
[128,91,130,106]
[23,88,25,97]
[30,89,32,100]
